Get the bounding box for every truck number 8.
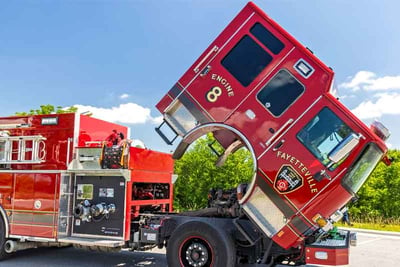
[206,86,222,102]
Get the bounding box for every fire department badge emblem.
[274,165,303,194]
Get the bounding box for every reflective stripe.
[290,215,314,236]
[10,213,32,224]
[33,214,55,225]
[10,212,55,225]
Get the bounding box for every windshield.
[297,107,353,169]
[342,143,383,193]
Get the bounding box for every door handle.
[193,45,219,73]
[265,118,293,146]
[313,169,331,181]
[273,139,285,151]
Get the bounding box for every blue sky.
[1,0,400,152]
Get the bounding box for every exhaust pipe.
[4,240,37,253]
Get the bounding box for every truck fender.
[171,122,258,204]
[172,123,256,168]
[0,206,9,238]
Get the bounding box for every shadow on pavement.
[1,246,167,267]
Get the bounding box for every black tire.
[0,216,8,260]
[166,220,236,267]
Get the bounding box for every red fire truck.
[154,1,391,266]
[0,113,174,258]
[0,2,392,267]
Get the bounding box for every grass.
[337,222,400,232]
[335,215,400,232]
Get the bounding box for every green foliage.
[350,149,400,221]
[15,104,78,116]
[173,133,254,211]
[174,136,400,223]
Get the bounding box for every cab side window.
[257,69,304,116]
[250,22,284,55]
[221,35,272,87]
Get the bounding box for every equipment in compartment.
[74,199,116,223]
[133,183,170,200]
[72,175,126,238]
[101,146,124,169]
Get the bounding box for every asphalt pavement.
[1,228,399,266]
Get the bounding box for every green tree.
[350,149,400,220]
[173,133,254,211]
[15,104,78,116]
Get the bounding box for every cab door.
[259,101,355,206]
[164,10,295,133]
[241,100,360,241]
[246,99,362,216]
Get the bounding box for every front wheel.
[0,216,8,260]
[166,220,236,267]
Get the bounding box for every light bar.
[370,120,390,141]
[41,117,58,125]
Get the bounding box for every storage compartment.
[305,230,350,266]
[72,175,126,238]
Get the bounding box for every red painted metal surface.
[0,113,173,242]
[0,113,75,170]
[79,115,128,147]
[124,147,174,240]
[155,2,388,250]
[306,246,349,266]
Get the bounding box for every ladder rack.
[0,135,46,164]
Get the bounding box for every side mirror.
[328,133,360,163]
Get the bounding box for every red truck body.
[0,2,390,267]
[155,2,389,265]
[0,113,174,245]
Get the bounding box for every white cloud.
[339,71,400,91]
[338,94,356,100]
[131,139,146,148]
[74,103,163,125]
[351,93,400,119]
[340,71,376,91]
[119,93,130,99]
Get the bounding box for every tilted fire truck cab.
[0,2,391,267]
[155,2,390,266]
[0,113,174,258]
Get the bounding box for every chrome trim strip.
[66,137,72,167]
[265,118,293,146]
[73,113,80,153]
[9,235,56,242]
[57,237,124,247]
[0,186,12,189]
[174,123,257,173]
[193,45,219,73]
[71,233,124,240]
[68,169,130,181]
[173,123,258,205]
